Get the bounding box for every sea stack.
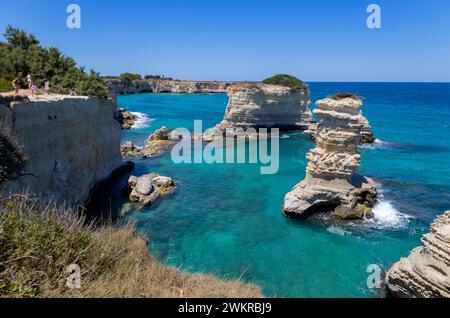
[306,109,376,144]
[387,211,450,298]
[282,94,377,219]
[216,82,313,131]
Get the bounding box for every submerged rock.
[282,95,378,220]
[387,211,450,298]
[215,83,314,132]
[114,108,138,129]
[128,173,175,207]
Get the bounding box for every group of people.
[12,74,50,97]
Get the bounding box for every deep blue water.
[111,83,450,297]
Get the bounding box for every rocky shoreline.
[387,211,450,298]
[114,108,139,129]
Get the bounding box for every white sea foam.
[327,225,352,236]
[360,139,393,150]
[281,134,290,139]
[130,112,154,129]
[366,201,411,229]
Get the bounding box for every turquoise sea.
[95,83,450,297]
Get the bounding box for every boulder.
[282,95,378,220]
[147,126,171,141]
[142,126,175,157]
[128,173,175,207]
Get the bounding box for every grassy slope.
[0,195,262,298]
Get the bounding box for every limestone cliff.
[149,80,233,94]
[106,80,152,96]
[282,95,377,219]
[387,211,450,298]
[0,95,124,204]
[106,79,233,95]
[216,83,314,131]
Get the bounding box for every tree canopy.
[0,26,108,97]
[119,73,142,81]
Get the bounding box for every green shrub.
[0,195,92,297]
[119,73,142,82]
[329,93,361,101]
[262,74,306,89]
[0,78,11,92]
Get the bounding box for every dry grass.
[0,194,262,298]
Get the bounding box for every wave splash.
[130,112,154,129]
[366,201,411,229]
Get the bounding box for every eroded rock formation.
[216,83,314,131]
[306,111,376,145]
[360,116,376,144]
[114,108,139,129]
[120,126,180,158]
[387,211,450,298]
[128,173,175,207]
[282,95,377,219]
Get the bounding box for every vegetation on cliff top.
[329,93,361,101]
[0,26,108,98]
[0,78,11,93]
[0,194,262,298]
[262,74,306,89]
[119,73,142,81]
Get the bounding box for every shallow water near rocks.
[104,83,450,297]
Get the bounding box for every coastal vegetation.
[329,93,361,101]
[0,78,10,92]
[0,194,261,298]
[0,26,108,97]
[119,73,142,81]
[262,74,306,89]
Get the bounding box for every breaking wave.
[130,112,154,129]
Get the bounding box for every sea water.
[104,83,450,297]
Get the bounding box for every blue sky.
[1,0,449,82]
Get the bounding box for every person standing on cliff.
[30,79,37,97]
[26,74,32,89]
[12,75,21,95]
[44,79,50,95]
